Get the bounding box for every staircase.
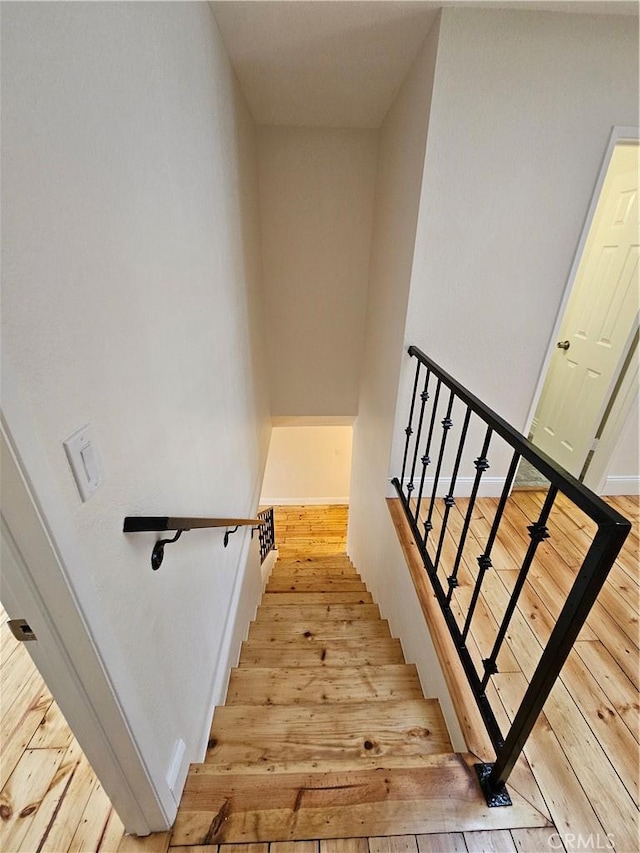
[171,546,550,845]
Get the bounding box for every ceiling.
[210,1,638,129]
[210,2,439,127]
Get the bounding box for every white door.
[0,416,172,835]
[533,142,639,477]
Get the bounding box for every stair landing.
[171,551,550,844]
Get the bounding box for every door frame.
[1,358,174,834]
[524,125,639,488]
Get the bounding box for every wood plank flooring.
[1,499,637,852]
[0,614,127,852]
[271,507,348,560]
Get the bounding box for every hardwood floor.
[0,607,126,853]
[271,506,348,559]
[1,498,637,851]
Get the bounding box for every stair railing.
[255,507,276,564]
[391,345,630,806]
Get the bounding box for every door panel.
[533,143,639,476]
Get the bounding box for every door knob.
[556,340,570,351]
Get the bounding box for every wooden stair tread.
[226,665,423,705]
[274,559,357,574]
[241,637,396,652]
[261,592,374,605]
[274,552,351,558]
[254,604,381,622]
[210,698,448,730]
[206,699,453,768]
[272,564,355,572]
[270,569,361,580]
[266,579,368,592]
[271,563,361,580]
[171,755,551,845]
[247,620,391,642]
[173,517,552,844]
[238,639,406,668]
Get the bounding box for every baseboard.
[261,497,350,506]
[388,477,507,499]
[195,528,257,763]
[261,549,278,588]
[601,475,640,496]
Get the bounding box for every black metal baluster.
[393,344,632,806]
[423,390,456,547]
[484,518,630,800]
[445,425,493,603]
[406,369,432,501]
[400,360,422,502]
[433,406,472,573]
[462,450,521,642]
[256,506,276,564]
[413,379,442,526]
[480,485,558,690]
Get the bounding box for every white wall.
[261,426,352,504]
[258,126,378,417]
[349,7,638,748]
[1,2,270,828]
[393,7,639,482]
[348,17,464,746]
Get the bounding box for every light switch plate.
[63,424,104,501]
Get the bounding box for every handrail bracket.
[151,530,184,571]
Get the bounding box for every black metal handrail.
[392,345,630,806]
[124,515,262,570]
[256,507,276,564]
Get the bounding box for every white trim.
[584,332,639,493]
[165,739,186,802]
[195,529,278,762]
[389,476,507,499]
[1,359,173,834]
[524,126,640,439]
[261,548,278,588]
[194,476,272,763]
[261,496,350,506]
[601,476,640,496]
[195,525,255,760]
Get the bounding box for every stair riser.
[237,640,406,668]
[254,604,381,622]
[261,592,374,605]
[266,581,368,592]
[270,568,361,578]
[247,621,391,642]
